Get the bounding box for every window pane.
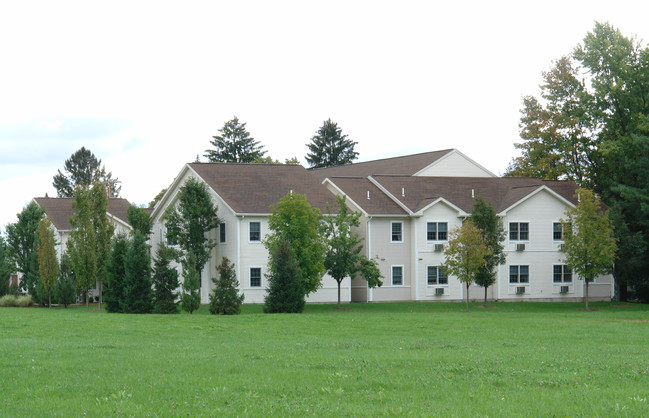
[553,265,563,283]
[427,266,436,285]
[509,223,518,240]
[519,223,529,240]
[564,267,572,283]
[392,223,402,242]
[438,223,447,240]
[250,268,261,287]
[520,265,529,283]
[250,222,260,241]
[438,267,448,285]
[392,266,403,285]
[553,223,563,240]
[220,223,226,243]
[509,265,518,283]
[427,223,436,241]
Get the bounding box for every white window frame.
[391,265,404,286]
[553,264,572,283]
[426,222,448,241]
[391,221,403,243]
[219,222,226,244]
[509,265,529,284]
[553,222,563,241]
[426,265,448,286]
[509,222,530,241]
[249,267,262,288]
[249,221,262,243]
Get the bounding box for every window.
[249,222,261,242]
[165,226,177,246]
[509,265,529,283]
[427,222,448,241]
[391,222,403,242]
[427,266,448,285]
[509,222,529,240]
[391,266,403,285]
[553,265,572,283]
[219,223,226,243]
[553,223,563,240]
[250,267,262,287]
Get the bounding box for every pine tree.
[209,257,244,315]
[305,119,358,168]
[55,253,77,308]
[52,147,121,198]
[264,241,305,313]
[204,116,266,163]
[122,232,153,314]
[181,251,201,314]
[103,234,130,313]
[152,243,180,314]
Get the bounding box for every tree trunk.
[466,283,470,312]
[86,288,89,311]
[585,279,590,310]
[337,279,341,309]
[484,286,488,308]
[98,277,102,311]
[48,291,51,309]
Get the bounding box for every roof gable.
[33,197,132,231]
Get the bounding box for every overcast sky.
[1,1,648,229]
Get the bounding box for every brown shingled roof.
[310,149,454,181]
[327,176,580,215]
[34,197,132,230]
[188,163,336,214]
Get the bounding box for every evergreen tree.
[152,243,180,314]
[305,119,358,168]
[37,218,58,308]
[204,116,266,163]
[209,257,244,315]
[56,253,77,308]
[52,147,121,198]
[0,236,13,297]
[103,234,130,313]
[470,197,506,307]
[181,251,201,314]
[264,192,326,297]
[264,241,305,313]
[122,231,153,314]
[5,201,45,293]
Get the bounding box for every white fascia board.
[413,149,497,178]
[414,197,469,217]
[500,185,576,216]
[150,164,191,222]
[107,213,133,231]
[322,178,369,218]
[367,176,414,216]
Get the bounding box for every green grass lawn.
[1,301,649,416]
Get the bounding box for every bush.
[0,295,17,307]
[209,257,244,315]
[16,295,33,307]
[56,275,77,308]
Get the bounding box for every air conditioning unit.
[435,287,444,296]
[559,244,565,252]
[560,285,569,294]
[516,244,526,251]
[516,286,526,294]
[434,243,444,252]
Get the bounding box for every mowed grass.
[1,302,649,416]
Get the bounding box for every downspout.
[367,216,373,303]
[237,215,242,291]
[413,216,419,301]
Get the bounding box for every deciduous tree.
[265,192,326,297]
[0,236,14,297]
[127,205,153,237]
[5,201,45,294]
[470,197,506,307]
[37,218,58,308]
[324,195,382,308]
[443,220,490,312]
[561,188,617,310]
[209,257,244,315]
[68,187,97,310]
[305,119,358,168]
[204,116,266,163]
[181,251,201,314]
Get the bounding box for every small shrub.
[209,257,244,315]
[0,295,17,307]
[16,295,33,307]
